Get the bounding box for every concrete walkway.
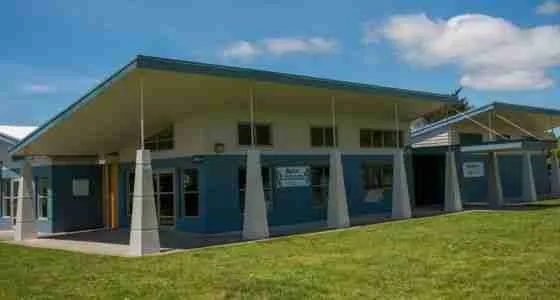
[1,207,447,256]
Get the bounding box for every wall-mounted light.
[214,142,225,154]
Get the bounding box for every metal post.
[331,96,337,147]
[394,103,399,148]
[250,87,256,148]
[140,78,145,150]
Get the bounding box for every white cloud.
[21,84,56,94]
[222,40,261,60]
[536,1,560,15]
[222,37,336,60]
[374,14,560,90]
[460,69,554,90]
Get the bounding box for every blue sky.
[1,0,559,125]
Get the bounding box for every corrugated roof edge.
[410,104,495,139]
[137,55,458,102]
[410,101,560,141]
[0,132,18,145]
[10,54,458,157]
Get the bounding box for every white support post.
[129,150,160,256]
[487,152,504,207]
[129,78,160,256]
[243,149,269,239]
[444,151,463,212]
[14,160,37,241]
[327,150,350,228]
[522,152,537,202]
[551,154,560,195]
[392,149,411,219]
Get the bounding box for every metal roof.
[10,55,458,156]
[410,101,560,140]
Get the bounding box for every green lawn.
[2,203,560,299]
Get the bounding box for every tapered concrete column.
[392,149,411,219]
[487,152,504,207]
[129,149,160,256]
[551,155,560,195]
[444,151,463,212]
[327,150,350,228]
[522,152,537,202]
[242,149,269,240]
[14,160,37,241]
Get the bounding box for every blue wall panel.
[343,155,393,216]
[499,155,523,202]
[532,154,549,196]
[118,154,397,234]
[51,165,102,232]
[458,153,489,203]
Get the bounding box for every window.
[311,167,329,207]
[127,170,176,226]
[239,167,273,212]
[145,126,174,151]
[362,163,392,203]
[127,171,135,215]
[1,180,12,217]
[37,178,49,219]
[363,164,393,190]
[360,129,403,148]
[183,169,199,217]
[310,127,337,147]
[2,179,18,218]
[238,123,272,146]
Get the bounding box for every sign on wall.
[276,166,310,188]
[72,179,90,197]
[462,162,485,178]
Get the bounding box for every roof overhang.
[10,55,458,158]
[411,101,560,142]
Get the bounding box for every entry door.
[153,171,175,227]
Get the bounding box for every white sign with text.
[462,162,485,178]
[276,166,311,188]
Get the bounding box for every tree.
[423,87,473,124]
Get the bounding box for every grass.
[2,202,560,299]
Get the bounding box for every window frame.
[237,122,273,147]
[183,168,200,218]
[310,126,337,148]
[362,162,393,191]
[359,129,404,148]
[1,179,12,217]
[310,166,329,208]
[36,177,49,220]
[145,126,175,151]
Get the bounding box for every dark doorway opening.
[413,154,446,207]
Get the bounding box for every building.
[5,55,455,241]
[4,55,559,255]
[410,102,560,207]
[0,126,36,229]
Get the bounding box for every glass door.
[153,171,175,227]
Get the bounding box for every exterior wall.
[118,110,410,162]
[118,153,395,234]
[50,164,103,233]
[456,152,548,204]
